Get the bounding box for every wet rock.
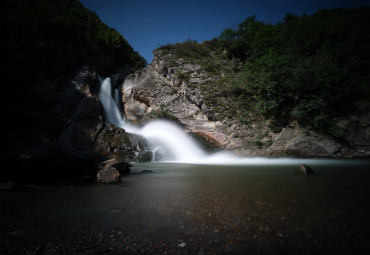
[97,165,121,184]
[93,122,151,162]
[295,163,314,175]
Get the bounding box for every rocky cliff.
[121,49,370,158]
[2,66,150,183]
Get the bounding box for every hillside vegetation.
[159,7,370,137]
[2,0,146,144]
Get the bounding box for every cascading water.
[98,78,126,128]
[98,77,206,162]
[139,121,206,162]
[98,77,366,166]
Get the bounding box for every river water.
[6,159,368,254]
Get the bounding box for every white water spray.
[98,77,207,162]
[98,77,367,166]
[98,78,125,127]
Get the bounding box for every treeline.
[2,0,146,131]
[160,7,370,135]
[219,8,370,132]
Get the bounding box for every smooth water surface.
[2,159,370,254]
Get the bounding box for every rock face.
[92,122,151,163]
[3,66,150,183]
[267,128,343,158]
[120,50,370,158]
[121,50,267,155]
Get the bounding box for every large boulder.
[267,128,343,158]
[92,122,151,162]
[97,165,121,184]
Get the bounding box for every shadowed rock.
[296,163,314,175]
[98,159,132,174]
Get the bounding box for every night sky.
[80,0,369,64]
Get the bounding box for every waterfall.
[98,78,125,128]
[98,77,359,166]
[98,77,206,162]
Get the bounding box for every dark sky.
[80,0,369,64]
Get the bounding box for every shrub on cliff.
[159,39,210,59]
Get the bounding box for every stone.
[92,122,151,162]
[295,163,314,175]
[98,159,132,174]
[97,165,121,184]
[267,128,343,158]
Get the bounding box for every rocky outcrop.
[3,66,150,183]
[121,50,268,155]
[266,128,343,158]
[92,122,151,162]
[120,50,370,158]
[339,113,370,156]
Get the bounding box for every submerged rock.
[295,163,314,175]
[97,165,121,184]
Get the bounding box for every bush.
[159,40,210,59]
[221,8,370,133]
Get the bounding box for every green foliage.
[159,40,210,59]
[218,7,370,133]
[175,70,190,81]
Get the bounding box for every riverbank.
[1,160,370,254]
